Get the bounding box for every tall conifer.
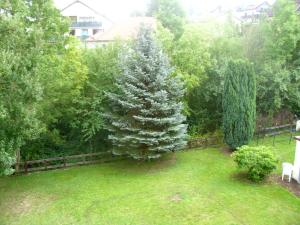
[105,26,187,159]
[223,60,256,150]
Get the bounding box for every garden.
[1,134,300,225]
[1,0,300,224]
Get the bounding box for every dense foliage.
[147,0,185,39]
[105,26,187,159]
[0,0,299,174]
[223,60,256,150]
[243,0,300,117]
[232,145,278,182]
[74,43,121,143]
[0,0,75,174]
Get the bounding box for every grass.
[0,134,300,225]
[250,132,299,173]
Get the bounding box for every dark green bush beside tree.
[223,60,256,150]
[105,26,187,159]
[232,145,278,182]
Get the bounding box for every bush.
[0,140,16,176]
[232,145,278,182]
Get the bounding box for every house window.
[79,17,95,22]
[69,16,77,23]
[70,29,75,35]
[81,29,89,36]
[93,29,100,35]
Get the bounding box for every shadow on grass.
[220,146,233,156]
[230,171,272,185]
[104,152,178,174]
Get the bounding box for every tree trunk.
[15,149,20,173]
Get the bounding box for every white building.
[188,1,272,25]
[235,1,271,23]
[60,0,113,40]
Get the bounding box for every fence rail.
[187,136,221,149]
[14,126,298,174]
[15,151,120,174]
[15,137,223,174]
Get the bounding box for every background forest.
[0,0,299,174]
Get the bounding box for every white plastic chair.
[282,163,293,182]
[296,120,300,131]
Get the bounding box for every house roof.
[237,1,271,11]
[61,0,113,23]
[87,17,156,42]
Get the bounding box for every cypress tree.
[222,59,256,150]
[105,26,187,159]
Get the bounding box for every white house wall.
[61,2,113,32]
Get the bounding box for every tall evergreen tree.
[222,60,256,150]
[105,26,187,159]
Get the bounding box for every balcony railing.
[71,21,102,28]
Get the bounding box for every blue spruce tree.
[105,26,187,159]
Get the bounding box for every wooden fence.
[15,151,121,174]
[14,125,298,174]
[15,137,223,174]
[187,136,221,149]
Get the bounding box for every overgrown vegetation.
[0,0,300,173]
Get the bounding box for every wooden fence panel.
[16,152,114,174]
[15,137,224,174]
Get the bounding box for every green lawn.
[1,134,300,225]
[250,132,299,173]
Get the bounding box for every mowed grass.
[1,134,300,225]
[250,132,300,173]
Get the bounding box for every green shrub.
[232,145,278,182]
[0,140,16,176]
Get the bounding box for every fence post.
[63,156,66,168]
[25,161,28,173]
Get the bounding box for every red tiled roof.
[87,17,156,42]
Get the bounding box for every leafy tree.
[264,0,300,63]
[286,70,300,117]
[74,43,121,142]
[21,38,88,160]
[172,24,211,90]
[0,0,70,173]
[183,20,243,134]
[223,60,256,150]
[243,0,300,116]
[105,26,187,159]
[147,0,185,39]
